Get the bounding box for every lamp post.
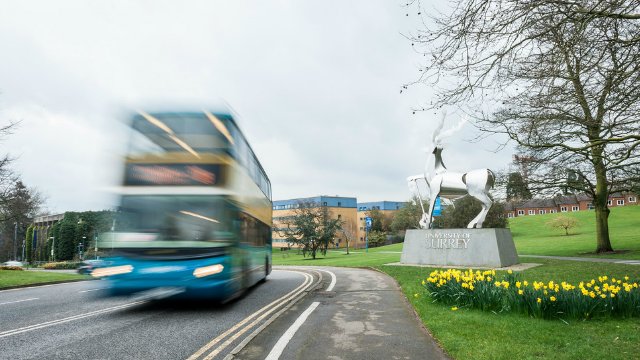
[94,230,98,259]
[49,237,55,261]
[80,236,86,260]
[364,217,372,253]
[13,222,17,260]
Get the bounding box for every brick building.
[505,192,637,218]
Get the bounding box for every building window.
[507,213,514,218]
[587,203,594,210]
[528,210,535,215]
[338,214,342,220]
[629,196,637,203]
[550,209,556,213]
[517,210,524,216]
[360,227,363,231]
[607,200,612,206]
[338,202,341,207]
[561,206,567,212]
[323,202,328,206]
[572,206,579,211]
[617,199,624,206]
[539,210,545,215]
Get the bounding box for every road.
[0,269,320,360]
[0,267,446,360]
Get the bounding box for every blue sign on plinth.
[433,197,442,217]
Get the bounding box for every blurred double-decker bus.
[94,107,272,301]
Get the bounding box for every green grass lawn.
[0,270,87,289]
[274,246,401,267]
[383,261,640,360]
[509,205,640,259]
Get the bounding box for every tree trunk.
[594,204,612,252]
[593,168,613,253]
[591,140,614,253]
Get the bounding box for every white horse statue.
[408,113,495,229]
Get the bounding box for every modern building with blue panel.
[272,196,358,211]
[356,201,406,243]
[272,196,406,249]
[272,196,358,248]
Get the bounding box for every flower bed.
[422,269,640,320]
[41,261,82,270]
[0,266,23,271]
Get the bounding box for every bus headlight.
[193,264,224,278]
[91,265,134,277]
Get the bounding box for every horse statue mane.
[408,112,495,229]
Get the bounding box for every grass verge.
[0,270,87,289]
[378,258,640,360]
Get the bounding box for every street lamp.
[13,222,17,260]
[49,237,55,261]
[80,236,86,260]
[94,230,98,260]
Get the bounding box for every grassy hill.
[508,205,640,259]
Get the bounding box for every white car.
[2,261,24,268]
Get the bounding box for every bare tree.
[407,0,640,253]
[339,221,357,255]
[547,215,579,236]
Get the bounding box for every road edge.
[0,278,94,292]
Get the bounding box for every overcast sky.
[0,0,513,213]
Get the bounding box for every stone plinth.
[401,228,519,268]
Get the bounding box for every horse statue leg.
[465,170,493,228]
[407,175,431,229]
[467,192,492,228]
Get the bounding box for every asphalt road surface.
[0,269,317,360]
[1,267,446,360]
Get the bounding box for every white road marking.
[0,301,145,338]
[323,270,337,292]
[188,270,316,360]
[0,298,39,306]
[79,288,104,293]
[264,302,320,360]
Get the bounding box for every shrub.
[41,261,82,270]
[367,230,387,248]
[0,266,24,271]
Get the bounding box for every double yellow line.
[187,270,317,360]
